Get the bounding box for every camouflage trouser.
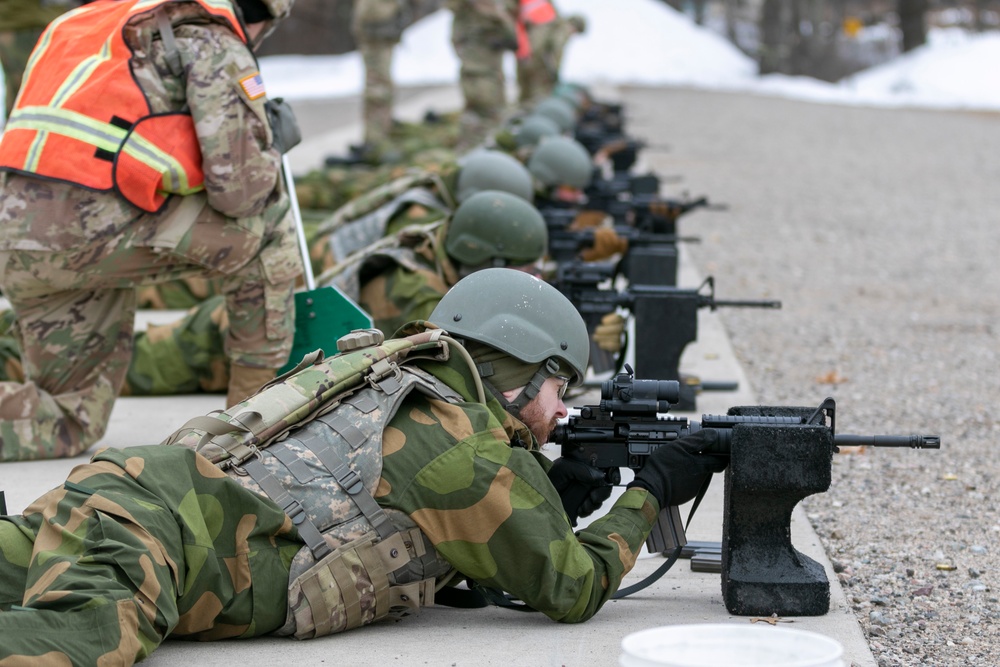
[0,445,300,665]
[451,19,508,150]
[0,193,298,462]
[136,275,224,310]
[516,21,569,105]
[0,297,231,397]
[357,36,398,147]
[0,28,45,118]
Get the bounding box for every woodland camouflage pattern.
[0,1,299,460]
[0,297,230,396]
[0,445,301,665]
[0,326,660,661]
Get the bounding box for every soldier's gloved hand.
[592,312,625,353]
[548,457,614,527]
[568,209,606,230]
[627,430,728,509]
[265,97,302,154]
[580,227,629,262]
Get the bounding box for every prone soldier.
[0,268,727,663]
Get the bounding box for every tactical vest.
[321,221,450,303]
[314,168,455,252]
[0,0,246,213]
[165,329,481,638]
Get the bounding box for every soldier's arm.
[382,398,658,623]
[178,24,282,219]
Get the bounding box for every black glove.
[548,457,614,527]
[627,429,729,508]
[265,97,302,154]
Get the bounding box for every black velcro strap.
[433,586,489,609]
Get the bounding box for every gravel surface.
[622,86,1000,667]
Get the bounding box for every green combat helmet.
[527,136,593,189]
[515,114,562,149]
[444,190,548,267]
[533,96,577,134]
[455,149,535,203]
[428,267,590,415]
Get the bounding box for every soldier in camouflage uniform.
[0,0,83,120]
[517,12,585,105]
[327,190,548,336]
[446,0,520,150]
[352,0,410,158]
[0,0,300,462]
[310,148,534,277]
[0,297,230,396]
[0,268,726,664]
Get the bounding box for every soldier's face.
[518,376,569,444]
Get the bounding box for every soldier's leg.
[0,517,33,611]
[0,258,136,461]
[0,308,24,383]
[359,37,397,148]
[167,199,298,404]
[0,446,298,663]
[123,295,229,396]
[453,40,507,149]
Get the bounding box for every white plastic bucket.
[620,623,845,667]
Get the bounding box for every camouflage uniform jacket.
[0,1,286,253]
[324,220,459,337]
[376,322,659,622]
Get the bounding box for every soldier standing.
[517,4,586,105]
[0,0,301,461]
[352,0,410,160]
[446,0,520,150]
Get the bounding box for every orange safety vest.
[516,0,556,60]
[0,0,248,213]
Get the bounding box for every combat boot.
[226,364,276,408]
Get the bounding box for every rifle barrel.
[835,434,941,449]
[709,299,783,309]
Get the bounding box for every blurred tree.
[898,0,927,51]
[257,0,441,56]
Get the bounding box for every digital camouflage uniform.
[310,162,459,279]
[326,221,457,337]
[0,0,82,119]
[352,0,410,150]
[0,0,300,461]
[446,0,520,149]
[0,445,302,664]
[0,323,659,663]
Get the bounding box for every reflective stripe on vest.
[0,0,247,213]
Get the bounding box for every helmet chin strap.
[480,358,561,419]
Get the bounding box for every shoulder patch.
[239,72,267,100]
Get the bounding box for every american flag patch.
[240,73,266,100]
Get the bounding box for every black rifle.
[542,212,698,270]
[555,262,781,407]
[582,192,724,236]
[551,369,940,607]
